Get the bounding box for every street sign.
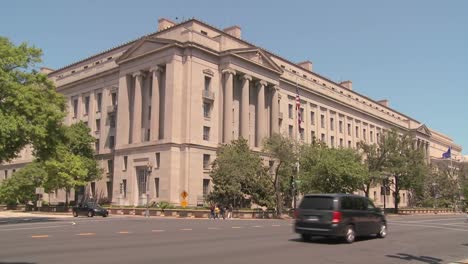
[181,191,188,199]
[181,200,188,208]
[35,187,44,194]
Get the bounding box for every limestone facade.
[0,18,463,208]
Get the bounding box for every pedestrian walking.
[227,204,233,219]
[209,204,215,220]
[215,205,220,219]
[220,206,226,220]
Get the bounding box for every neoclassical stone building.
[0,18,463,207]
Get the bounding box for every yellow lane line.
[180,228,192,231]
[118,231,131,234]
[76,233,96,236]
[232,226,242,229]
[31,235,49,238]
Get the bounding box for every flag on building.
[296,86,301,130]
[442,147,451,159]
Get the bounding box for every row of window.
[72,91,117,119]
[2,169,16,180]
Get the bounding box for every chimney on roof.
[158,18,176,31]
[40,67,54,75]
[223,26,242,39]
[297,61,313,71]
[377,99,389,107]
[340,80,352,90]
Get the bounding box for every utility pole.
[145,163,153,218]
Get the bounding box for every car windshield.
[299,196,334,210]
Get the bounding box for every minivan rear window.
[299,196,334,210]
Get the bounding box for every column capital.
[256,80,268,87]
[273,85,281,91]
[221,68,236,75]
[149,66,164,73]
[132,71,146,78]
[241,74,252,81]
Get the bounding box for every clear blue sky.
[2,0,467,154]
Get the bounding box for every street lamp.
[145,163,153,218]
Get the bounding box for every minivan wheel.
[377,222,387,238]
[72,211,78,217]
[301,234,311,241]
[345,225,355,243]
[87,211,94,217]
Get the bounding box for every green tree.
[43,122,102,206]
[263,133,296,216]
[299,143,367,194]
[358,137,390,198]
[208,138,273,208]
[0,37,66,163]
[0,162,47,205]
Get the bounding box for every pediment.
[117,37,176,64]
[228,48,283,74]
[414,124,432,137]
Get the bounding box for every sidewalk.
[0,210,72,218]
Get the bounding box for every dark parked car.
[294,194,386,243]
[72,202,109,217]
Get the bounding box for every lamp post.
[145,163,153,218]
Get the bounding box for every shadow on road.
[289,236,377,245]
[385,253,442,264]
[461,243,468,246]
[0,217,61,225]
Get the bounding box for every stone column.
[88,92,96,133]
[222,69,235,143]
[240,74,252,141]
[425,141,430,161]
[116,75,131,146]
[271,85,280,135]
[256,80,267,147]
[150,66,162,141]
[132,71,145,143]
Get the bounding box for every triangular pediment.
[228,48,283,74]
[117,37,176,64]
[414,124,432,137]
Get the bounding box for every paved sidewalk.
[0,211,72,218]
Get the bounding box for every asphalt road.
[0,213,467,264]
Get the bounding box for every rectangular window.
[96,93,102,112]
[370,131,374,142]
[155,152,160,169]
[311,131,316,141]
[288,125,293,137]
[203,102,211,118]
[95,119,101,132]
[203,126,210,141]
[340,138,343,147]
[355,126,359,138]
[339,121,343,133]
[310,111,315,125]
[73,99,78,118]
[106,181,112,199]
[204,76,211,91]
[84,96,90,115]
[300,128,304,140]
[155,178,160,198]
[122,179,127,198]
[348,140,352,148]
[123,156,128,171]
[300,108,304,122]
[331,136,335,148]
[146,129,150,141]
[109,136,115,149]
[321,133,326,143]
[330,118,334,131]
[148,106,151,120]
[321,115,325,128]
[4,170,7,180]
[110,115,116,128]
[111,92,117,106]
[95,139,100,152]
[91,182,96,197]
[347,123,351,136]
[363,128,367,141]
[288,104,293,119]
[203,179,210,196]
[107,159,113,174]
[203,154,210,169]
[377,133,380,143]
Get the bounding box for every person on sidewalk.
[220,206,226,220]
[227,204,233,219]
[214,205,220,219]
[209,204,215,220]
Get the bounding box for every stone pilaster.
[150,66,163,141]
[271,85,280,135]
[256,80,267,146]
[116,74,131,147]
[131,71,145,143]
[240,74,252,141]
[222,69,235,143]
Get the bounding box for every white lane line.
[0,225,70,231]
[392,222,468,232]
[180,228,193,231]
[252,225,263,228]
[118,231,131,234]
[392,217,466,223]
[31,235,49,238]
[272,224,281,227]
[208,227,220,230]
[152,229,165,232]
[232,226,242,229]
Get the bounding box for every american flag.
[296,86,302,130]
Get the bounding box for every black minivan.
[294,194,387,243]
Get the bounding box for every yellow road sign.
[181,191,188,199]
[181,200,188,208]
